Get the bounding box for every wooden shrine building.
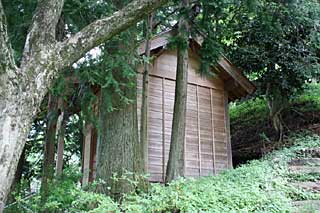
[82,30,256,184]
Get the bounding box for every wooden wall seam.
[210,88,216,174]
[196,85,202,176]
[183,86,187,176]
[162,77,166,182]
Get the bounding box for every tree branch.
[0,0,16,73]
[56,0,169,69]
[14,0,169,116]
[21,0,64,63]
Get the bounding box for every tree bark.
[0,0,15,73]
[97,91,141,198]
[165,0,190,183]
[56,0,171,70]
[140,14,153,172]
[96,0,142,197]
[21,0,64,66]
[6,148,25,205]
[266,83,287,142]
[0,0,169,209]
[0,1,28,210]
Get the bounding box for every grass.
[121,134,320,213]
[8,134,320,213]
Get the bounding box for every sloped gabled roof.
[138,30,256,101]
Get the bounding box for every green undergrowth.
[230,97,267,126]
[295,83,320,111]
[230,83,320,164]
[230,83,320,127]
[287,173,320,182]
[7,134,320,213]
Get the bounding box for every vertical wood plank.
[210,89,216,174]
[89,129,97,182]
[55,109,65,177]
[55,132,64,176]
[82,124,92,186]
[183,85,187,176]
[224,91,233,169]
[196,85,201,175]
[162,77,166,182]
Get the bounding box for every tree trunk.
[0,0,169,209]
[266,83,287,142]
[96,2,142,196]
[0,75,37,212]
[40,94,59,203]
[96,86,141,198]
[140,14,153,172]
[6,148,25,205]
[165,0,190,183]
[40,15,65,202]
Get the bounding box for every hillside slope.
[230,83,320,165]
[120,134,320,212]
[8,134,320,212]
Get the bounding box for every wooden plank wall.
[212,90,229,173]
[137,49,230,182]
[82,50,231,183]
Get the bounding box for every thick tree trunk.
[165,0,190,183]
[0,3,20,207]
[140,14,153,172]
[7,148,25,205]
[0,75,37,211]
[96,86,141,198]
[96,2,142,195]
[40,94,59,203]
[0,0,169,209]
[266,96,285,142]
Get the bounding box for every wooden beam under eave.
[137,29,176,55]
[237,87,248,98]
[218,57,256,95]
[228,92,237,102]
[232,86,244,100]
[224,91,233,169]
[224,78,239,92]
